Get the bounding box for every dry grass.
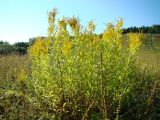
[0,55,27,87]
[137,34,160,72]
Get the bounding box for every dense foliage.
[26,9,143,119]
[0,41,29,55]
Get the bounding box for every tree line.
[0,37,38,55]
[0,40,29,55]
[122,25,160,34]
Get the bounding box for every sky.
[0,0,160,44]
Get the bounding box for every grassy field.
[137,34,160,72]
[0,55,27,89]
[122,33,160,72]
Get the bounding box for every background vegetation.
[0,41,29,55]
[123,25,160,34]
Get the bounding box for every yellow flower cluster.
[28,37,51,58]
[48,8,57,24]
[63,39,72,55]
[102,23,116,43]
[116,18,123,29]
[58,17,67,34]
[68,17,80,35]
[88,21,95,33]
[128,33,142,54]
[48,8,57,36]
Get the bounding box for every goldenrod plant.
[26,8,143,119]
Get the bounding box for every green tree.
[14,42,29,55]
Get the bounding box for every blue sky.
[0,0,160,44]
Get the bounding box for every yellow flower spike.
[58,17,67,34]
[48,8,57,24]
[88,20,95,33]
[68,16,80,35]
[93,36,100,49]
[116,18,123,29]
[102,23,115,43]
[68,17,77,29]
[128,33,142,54]
[28,37,51,58]
[63,39,72,55]
[48,8,57,36]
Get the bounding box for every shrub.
[26,9,142,119]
